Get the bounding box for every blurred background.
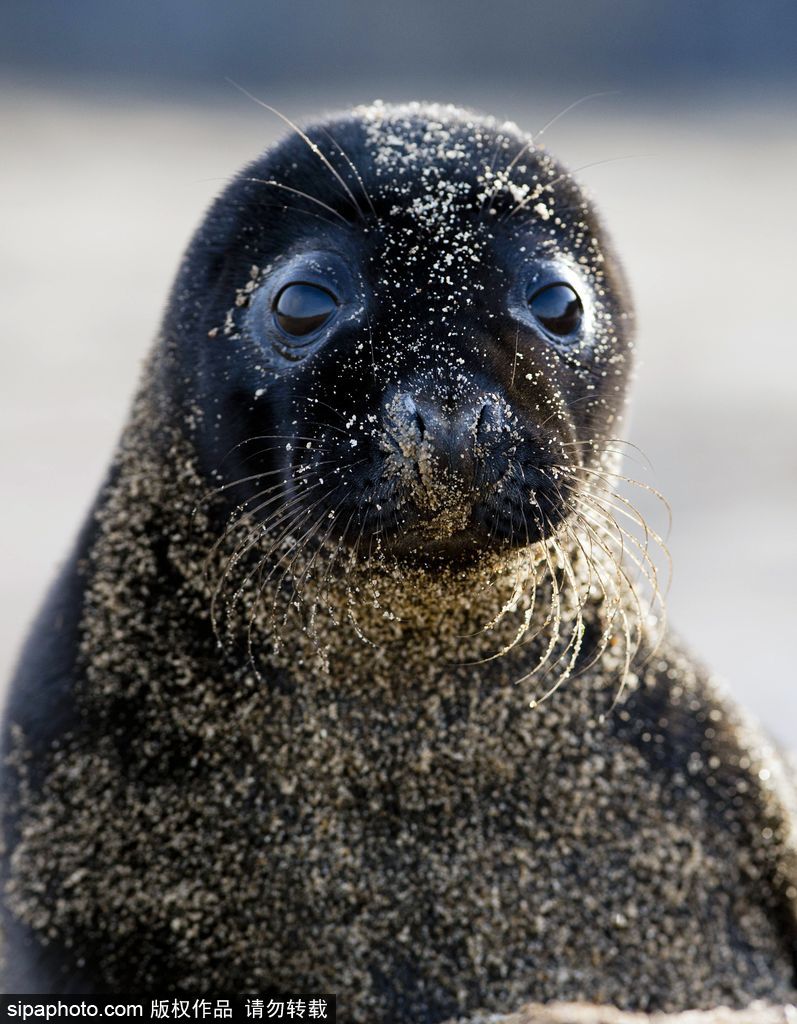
[1,1,795,741]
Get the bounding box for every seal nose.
[399,393,504,479]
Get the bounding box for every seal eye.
[273,283,337,338]
[528,282,583,337]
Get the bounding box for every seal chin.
[378,525,515,569]
[268,452,576,572]
[351,486,571,570]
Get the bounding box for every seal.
[2,101,797,1022]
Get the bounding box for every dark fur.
[2,106,795,1015]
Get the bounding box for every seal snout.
[389,390,508,487]
[374,386,532,554]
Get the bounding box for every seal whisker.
[277,484,352,618]
[574,495,659,615]
[558,515,621,681]
[210,434,335,477]
[577,487,671,600]
[231,485,346,650]
[187,173,349,228]
[242,491,347,671]
[534,464,645,699]
[213,498,309,646]
[567,504,645,668]
[317,125,378,220]
[299,418,356,439]
[227,80,365,220]
[516,496,566,692]
[203,477,291,587]
[560,434,654,461]
[209,479,337,639]
[509,325,521,389]
[304,397,351,426]
[533,91,621,143]
[574,496,667,663]
[565,507,638,710]
[344,493,398,644]
[245,177,350,225]
[307,496,368,646]
[490,92,620,226]
[314,500,361,618]
[526,531,586,703]
[260,488,352,643]
[194,453,342,511]
[578,496,664,614]
[263,485,350,648]
[506,155,636,221]
[572,462,673,537]
[206,475,314,577]
[455,546,531,644]
[256,200,348,231]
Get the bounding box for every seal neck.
[84,380,651,719]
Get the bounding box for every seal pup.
[2,102,797,1022]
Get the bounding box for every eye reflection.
[528,282,583,337]
[273,283,338,338]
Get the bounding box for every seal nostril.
[475,398,503,437]
[396,393,426,437]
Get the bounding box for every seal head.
[176,101,633,568]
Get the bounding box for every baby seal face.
[176,102,633,568]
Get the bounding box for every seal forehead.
[354,99,514,177]
[354,100,534,220]
[335,103,544,297]
[334,101,593,285]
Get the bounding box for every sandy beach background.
[1,76,795,743]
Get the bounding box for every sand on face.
[0,85,795,745]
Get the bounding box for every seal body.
[2,103,796,1022]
